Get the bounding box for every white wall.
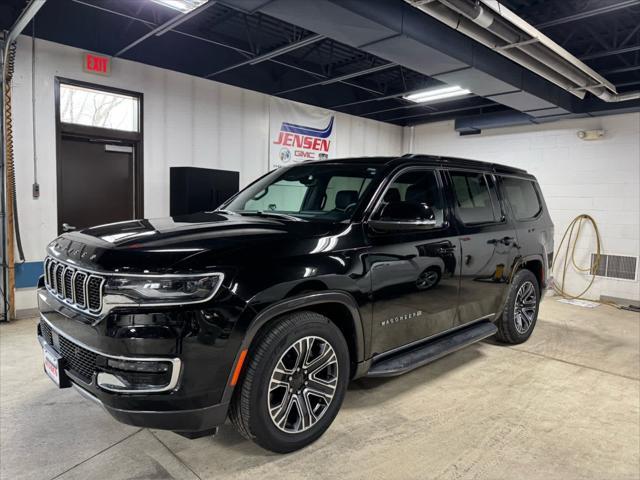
[11,36,402,310]
[404,114,640,301]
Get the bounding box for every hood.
[48,212,353,274]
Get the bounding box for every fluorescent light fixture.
[150,0,209,13]
[403,85,471,103]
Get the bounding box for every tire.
[416,267,441,291]
[495,269,540,345]
[229,311,350,453]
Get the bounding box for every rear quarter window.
[501,177,542,220]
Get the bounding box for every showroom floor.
[1,298,638,480]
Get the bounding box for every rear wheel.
[495,269,540,344]
[229,311,349,453]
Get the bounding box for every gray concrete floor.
[1,298,638,480]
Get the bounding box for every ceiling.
[1,0,639,127]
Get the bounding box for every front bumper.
[72,381,228,432]
[37,286,246,433]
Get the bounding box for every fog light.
[107,358,170,373]
[97,358,181,393]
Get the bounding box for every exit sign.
[83,52,111,76]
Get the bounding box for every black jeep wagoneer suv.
[38,155,553,452]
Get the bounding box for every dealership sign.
[269,98,336,169]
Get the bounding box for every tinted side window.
[376,170,445,226]
[501,177,542,220]
[450,172,502,224]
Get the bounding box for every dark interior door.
[58,137,134,233]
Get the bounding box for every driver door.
[366,168,461,355]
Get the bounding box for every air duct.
[406,0,640,103]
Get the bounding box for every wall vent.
[590,254,638,281]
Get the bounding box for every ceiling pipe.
[411,1,586,98]
[406,0,640,102]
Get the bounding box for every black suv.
[37,155,553,452]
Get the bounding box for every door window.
[375,170,445,226]
[501,177,542,220]
[450,172,502,224]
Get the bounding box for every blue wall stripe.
[15,261,44,288]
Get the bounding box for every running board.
[366,321,497,378]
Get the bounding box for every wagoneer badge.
[381,310,423,327]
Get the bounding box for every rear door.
[445,170,519,328]
[498,175,553,283]
[367,167,461,355]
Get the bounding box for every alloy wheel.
[417,269,439,290]
[513,281,537,334]
[268,336,339,434]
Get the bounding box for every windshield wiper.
[239,211,306,222]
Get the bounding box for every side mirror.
[369,201,438,232]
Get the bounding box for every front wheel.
[495,269,540,344]
[229,311,349,453]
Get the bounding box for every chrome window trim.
[365,165,449,229]
[39,315,182,394]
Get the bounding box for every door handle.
[62,223,76,232]
[488,236,515,246]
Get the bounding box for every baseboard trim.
[600,295,640,308]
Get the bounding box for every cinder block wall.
[404,113,640,301]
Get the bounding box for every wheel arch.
[244,291,365,363]
[220,291,366,406]
[515,254,545,289]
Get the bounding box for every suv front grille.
[44,257,105,314]
[39,321,98,384]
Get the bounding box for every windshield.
[221,163,382,222]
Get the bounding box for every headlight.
[104,273,224,305]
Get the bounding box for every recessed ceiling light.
[403,85,471,104]
[150,0,209,13]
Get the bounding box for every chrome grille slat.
[44,257,104,314]
[63,267,74,301]
[74,271,87,308]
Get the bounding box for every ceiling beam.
[383,102,497,123]
[536,0,640,29]
[603,64,640,74]
[5,0,47,46]
[330,81,445,109]
[276,62,396,95]
[69,1,384,97]
[205,33,324,78]
[114,0,216,57]
[581,44,640,60]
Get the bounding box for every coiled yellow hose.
[551,214,607,302]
